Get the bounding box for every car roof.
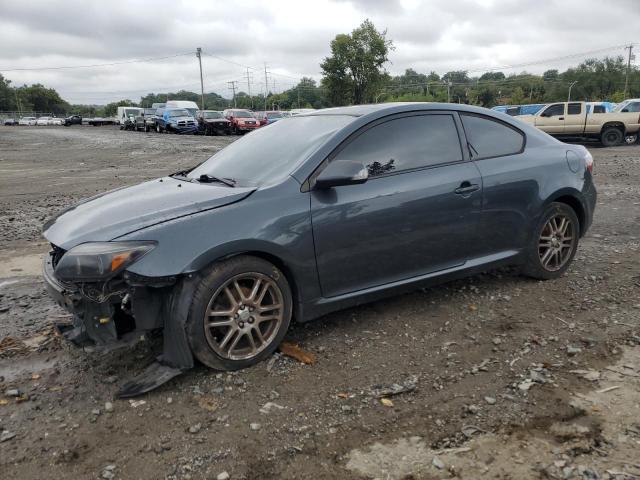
[303,102,518,118]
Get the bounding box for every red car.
[222,109,261,134]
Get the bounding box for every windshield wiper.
[197,174,236,187]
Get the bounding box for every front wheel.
[186,256,293,371]
[522,202,579,280]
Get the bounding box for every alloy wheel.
[538,213,576,271]
[204,273,284,360]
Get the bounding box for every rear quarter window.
[460,113,525,160]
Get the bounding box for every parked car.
[289,108,316,115]
[3,118,17,126]
[612,98,640,113]
[255,111,285,126]
[166,100,199,118]
[516,101,640,146]
[18,116,37,126]
[197,110,232,135]
[50,117,63,126]
[222,109,260,134]
[135,108,158,132]
[116,107,142,127]
[36,116,52,126]
[64,115,83,126]
[156,108,198,134]
[42,103,596,396]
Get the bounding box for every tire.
[601,127,623,147]
[156,123,162,133]
[186,255,293,371]
[522,202,580,280]
[145,125,150,132]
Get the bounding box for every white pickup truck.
[516,101,640,146]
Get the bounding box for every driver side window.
[333,114,463,178]
[543,104,565,117]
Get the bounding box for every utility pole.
[14,88,21,116]
[196,47,205,111]
[297,87,301,108]
[244,68,253,109]
[567,81,578,102]
[227,81,238,108]
[624,44,634,98]
[444,81,452,103]
[263,63,270,111]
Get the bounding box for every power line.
[0,52,194,72]
[463,43,635,74]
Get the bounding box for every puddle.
[0,252,44,278]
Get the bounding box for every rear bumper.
[582,180,597,235]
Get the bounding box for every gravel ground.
[0,126,639,479]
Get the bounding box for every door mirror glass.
[315,160,368,189]
[621,108,629,112]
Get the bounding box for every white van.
[166,100,199,118]
[116,106,143,125]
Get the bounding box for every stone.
[484,396,496,405]
[217,472,230,480]
[1,430,16,442]
[432,456,445,469]
[566,346,582,356]
[104,402,114,412]
[250,423,261,431]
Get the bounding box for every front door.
[536,103,566,134]
[310,113,483,298]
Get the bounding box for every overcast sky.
[0,0,638,105]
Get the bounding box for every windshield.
[188,115,353,186]
[204,111,223,119]
[143,108,156,115]
[125,109,139,116]
[229,110,254,118]
[614,100,640,112]
[267,112,284,119]
[168,109,190,118]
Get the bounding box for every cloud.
[0,0,637,104]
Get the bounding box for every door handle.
[558,117,564,120]
[454,182,480,195]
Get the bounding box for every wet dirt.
[0,126,639,479]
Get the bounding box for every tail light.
[584,149,594,173]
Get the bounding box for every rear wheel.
[601,127,623,147]
[156,123,162,133]
[522,202,579,280]
[186,256,292,370]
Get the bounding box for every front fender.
[118,178,322,303]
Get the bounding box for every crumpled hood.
[44,177,255,250]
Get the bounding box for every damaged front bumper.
[43,250,197,396]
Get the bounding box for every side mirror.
[540,112,549,117]
[315,160,368,189]
[621,108,629,113]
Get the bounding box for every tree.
[0,74,18,111]
[320,19,393,105]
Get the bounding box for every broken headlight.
[54,241,156,282]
